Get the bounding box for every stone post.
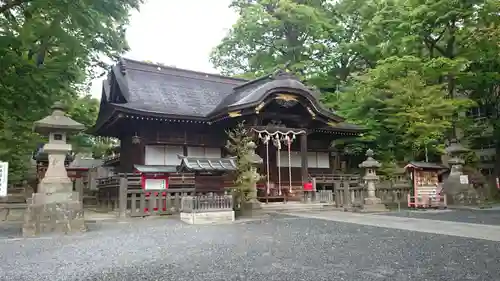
[442,139,476,205]
[359,149,387,212]
[23,102,86,237]
[118,177,128,219]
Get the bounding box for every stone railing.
[180,195,233,213]
[180,195,235,224]
[312,178,411,208]
[376,180,412,205]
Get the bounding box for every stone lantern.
[444,138,467,176]
[23,101,86,236]
[358,149,387,212]
[442,139,475,204]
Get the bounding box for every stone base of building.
[361,197,387,212]
[22,192,87,237]
[180,210,235,225]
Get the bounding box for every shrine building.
[90,58,363,198]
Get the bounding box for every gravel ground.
[1,215,499,281]
[0,222,22,239]
[380,209,500,225]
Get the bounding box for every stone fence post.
[343,176,350,210]
[118,176,128,219]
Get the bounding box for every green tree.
[211,0,335,78]
[212,0,500,179]
[225,123,263,210]
[0,0,141,183]
[331,57,473,164]
[66,95,115,159]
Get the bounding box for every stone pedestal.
[363,196,388,212]
[23,192,86,237]
[442,170,477,205]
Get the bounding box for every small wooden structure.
[405,161,448,208]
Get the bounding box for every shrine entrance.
[253,127,307,201]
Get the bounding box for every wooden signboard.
[405,162,447,208]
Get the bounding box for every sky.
[90,0,238,98]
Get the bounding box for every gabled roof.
[103,58,347,120]
[109,58,245,117]
[92,58,364,134]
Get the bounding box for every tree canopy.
[211,0,500,177]
[1,0,141,182]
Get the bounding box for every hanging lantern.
[131,132,141,144]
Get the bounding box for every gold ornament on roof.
[228,111,242,118]
[275,93,298,101]
[255,102,265,114]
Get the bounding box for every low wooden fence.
[97,175,228,218]
[127,188,198,217]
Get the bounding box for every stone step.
[260,202,338,212]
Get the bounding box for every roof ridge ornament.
[118,58,127,75]
[271,62,299,80]
[272,69,299,80]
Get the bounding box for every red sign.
[303,182,313,191]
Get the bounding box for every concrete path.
[283,210,500,242]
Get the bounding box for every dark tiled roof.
[210,72,320,116]
[134,165,178,173]
[178,156,237,172]
[405,161,448,170]
[95,58,363,133]
[68,157,103,169]
[116,58,245,117]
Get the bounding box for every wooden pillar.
[300,133,308,183]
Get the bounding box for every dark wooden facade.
[91,58,363,194]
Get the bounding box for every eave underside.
[91,109,363,139]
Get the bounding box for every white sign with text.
[0,162,8,197]
[459,175,469,185]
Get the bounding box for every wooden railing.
[96,175,228,217]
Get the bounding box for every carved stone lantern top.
[33,101,85,135]
[445,139,467,166]
[359,149,382,169]
[246,141,256,150]
[444,139,467,156]
[245,141,263,164]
